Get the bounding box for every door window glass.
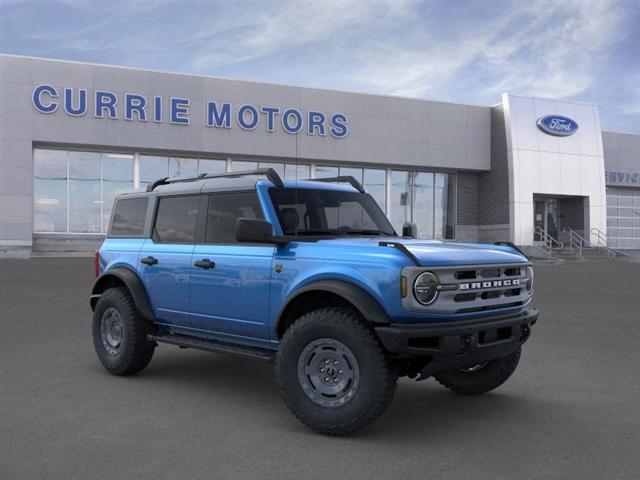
[153,195,200,243]
[110,198,148,236]
[390,171,411,234]
[206,192,262,243]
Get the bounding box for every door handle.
[141,256,158,266]
[194,259,215,269]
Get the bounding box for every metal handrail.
[563,227,586,259]
[590,227,628,259]
[535,226,563,257]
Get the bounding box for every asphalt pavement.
[1,257,639,480]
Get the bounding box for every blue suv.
[90,168,538,435]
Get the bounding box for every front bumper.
[375,308,539,378]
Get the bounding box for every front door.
[139,194,201,328]
[533,198,559,243]
[189,191,274,343]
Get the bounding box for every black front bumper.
[375,308,539,377]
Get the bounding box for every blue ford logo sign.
[536,115,579,137]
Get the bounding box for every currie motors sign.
[31,84,349,139]
[536,115,579,137]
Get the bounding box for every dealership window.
[283,163,310,180]
[198,158,226,175]
[231,160,258,171]
[363,169,386,215]
[169,157,198,178]
[34,149,68,232]
[390,170,412,234]
[139,155,169,190]
[102,154,134,233]
[68,151,101,233]
[314,165,339,178]
[33,148,456,240]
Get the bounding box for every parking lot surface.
[1,258,639,480]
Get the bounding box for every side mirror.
[236,218,274,243]
[402,223,416,238]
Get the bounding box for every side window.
[206,192,262,243]
[153,195,200,243]
[110,197,148,236]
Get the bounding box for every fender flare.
[90,267,154,321]
[277,280,391,333]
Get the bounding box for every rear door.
[139,194,202,328]
[190,191,274,342]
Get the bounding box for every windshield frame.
[268,187,397,239]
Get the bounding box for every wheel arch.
[90,267,154,322]
[275,280,391,338]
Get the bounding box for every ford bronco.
[90,168,538,435]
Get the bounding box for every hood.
[317,237,528,266]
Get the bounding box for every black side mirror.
[402,223,416,238]
[236,218,274,243]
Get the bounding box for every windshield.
[269,188,396,237]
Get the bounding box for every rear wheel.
[92,287,155,376]
[434,348,521,395]
[275,307,397,435]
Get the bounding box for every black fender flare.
[90,267,154,321]
[276,280,391,334]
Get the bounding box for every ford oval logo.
[536,115,579,137]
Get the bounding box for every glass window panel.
[259,162,285,177]
[446,174,456,239]
[153,195,200,243]
[110,198,148,236]
[413,172,434,239]
[169,157,198,178]
[390,171,411,234]
[363,169,386,214]
[139,155,169,190]
[198,159,227,175]
[206,192,262,244]
[102,153,134,233]
[33,149,67,232]
[231,160,257,171]
[68,151,101,233]
[284,163,310,181]
[339,167,363,183]
[314,165,339,178]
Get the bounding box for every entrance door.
[533,198,559,243]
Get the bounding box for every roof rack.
[304,175,365,193]
[146,168,284,192]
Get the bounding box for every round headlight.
[525,266,534,292]
[414,272,440,305]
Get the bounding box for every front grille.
[402,263,532,315]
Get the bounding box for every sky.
[1,0,639,132]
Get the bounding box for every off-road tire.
[275,307,397,435]
[434,347,521,395]
[92,287,155,376]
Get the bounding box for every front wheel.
[275,307,397,436]
[434,347,521,395]
[92,287,155,376]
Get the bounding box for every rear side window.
[110,198,148,236]
[206,192,262,243]
[153,195,200,243]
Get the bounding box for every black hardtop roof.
[116,168,365,198]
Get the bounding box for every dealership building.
[1,54,639,258]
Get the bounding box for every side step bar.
[148,333,276,363]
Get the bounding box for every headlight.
[525,266,534,292]
[413,271,440,305]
